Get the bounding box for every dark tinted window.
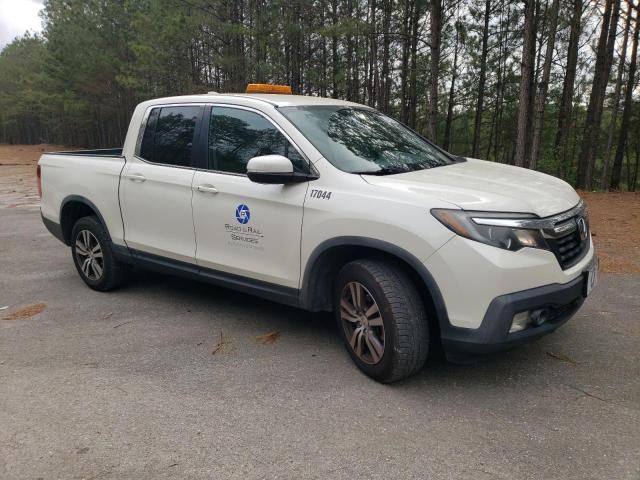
[139,108,159,160]
[138,106,201,167]
[280,106,454,174]
[208,107,307,174]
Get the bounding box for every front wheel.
[334,259,429,383]
[71,216,127,291]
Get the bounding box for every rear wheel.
[71,216,127,291]
[334,259,429,383]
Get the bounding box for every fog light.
[510,311,529,333]
[529,308,549,327]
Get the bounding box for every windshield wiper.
[352,167,408,176]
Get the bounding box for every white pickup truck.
[38,88,597,382]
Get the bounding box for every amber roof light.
[245,84,292,94]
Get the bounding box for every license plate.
[584,257,598,297]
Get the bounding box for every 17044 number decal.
[310,189,332,200]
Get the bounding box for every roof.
[139,93,366,109]
[237,94,364,107]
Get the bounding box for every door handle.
[196,185,218,194]
[128,173,146,183]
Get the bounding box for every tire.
[334,259,429,383]
[71,216,127,291]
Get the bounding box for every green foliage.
[0,35,53,143]
[0,0,637,189]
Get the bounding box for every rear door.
[121,104,205,263]
[191,105,310,288]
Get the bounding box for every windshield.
[279,106,457,174]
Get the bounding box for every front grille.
[545,216,589,270]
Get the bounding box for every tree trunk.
[601,0,632,188]
[576,0,620,189]
[610,0,639,191]
[426,0,442,142]
[291,2,302,94]
[443,20,460,152]
[345,0,354,100]
[331,0,339,98]
[379,0,392,112]
[488,0,508,161]
[514,0,537,167]
[408,0,420,128]
[367,0,377,106]
[554,0,582,179]
[529,0,559,170]
[631,138,639,191]
[353,0,361,102]
[400,0,411,124]
[472,0,491,158]
[321,2,328,97]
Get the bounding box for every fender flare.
[60,195,113,245]
[300,236,450,329]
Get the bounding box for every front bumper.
[440,273,585,355]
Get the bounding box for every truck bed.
[39,150,127,247]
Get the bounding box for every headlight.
[431,209,549,252]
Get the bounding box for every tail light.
[36,165,42,198]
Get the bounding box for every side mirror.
[247,155,315,184]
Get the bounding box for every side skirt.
[129,249,301,308]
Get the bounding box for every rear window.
[139,106,202,167]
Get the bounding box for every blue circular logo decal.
[235,204,250,224]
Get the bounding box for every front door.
[191,105,310,288]
[121,104,204,263]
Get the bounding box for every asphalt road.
[1,207,639,480]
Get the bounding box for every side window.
[139,108,159,161]
[138,105,201,167]
[208,106,307,174]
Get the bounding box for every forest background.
[1,0,639,191]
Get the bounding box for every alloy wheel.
[75,230,104,281]
[340,281,385,364]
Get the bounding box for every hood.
[362,158,580,218]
